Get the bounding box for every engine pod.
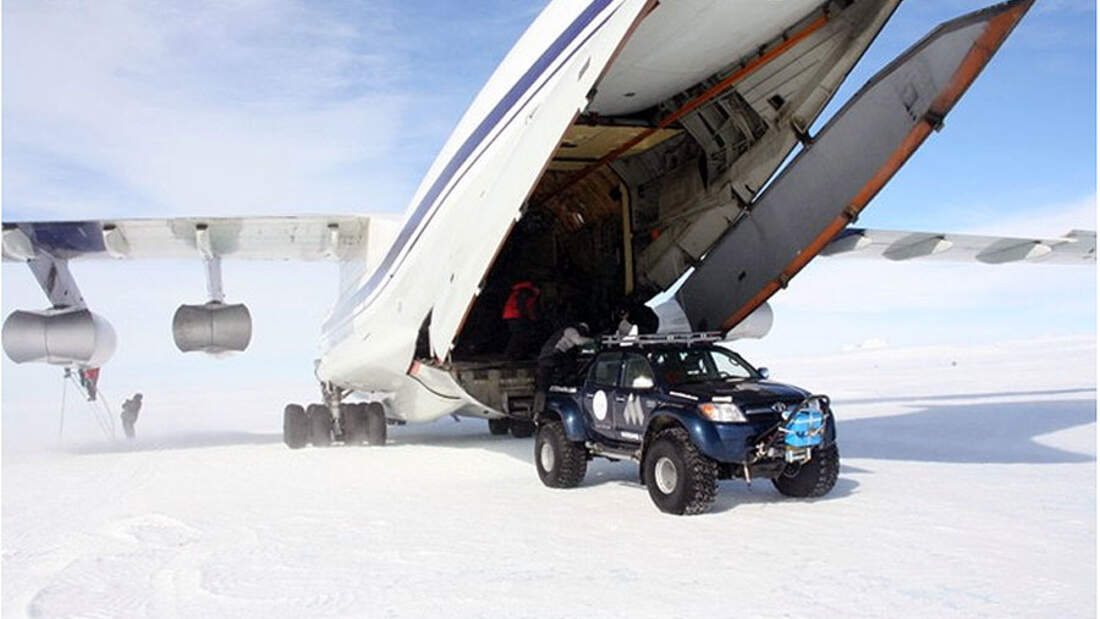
[2,308,117,366]
[172,302,252,353]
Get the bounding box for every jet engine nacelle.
[172,302,252,354]
[2,308,117,366]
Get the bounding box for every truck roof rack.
[598,331,724,348]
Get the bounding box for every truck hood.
[670,380,810,406]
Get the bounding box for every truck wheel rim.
[654,457,678,494]
[540,441,555,472]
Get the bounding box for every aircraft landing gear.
[283,404,309,449]
[486,417,535,438]
[345,402,386,445]
[488,418,511,435]
[282,383,388,449]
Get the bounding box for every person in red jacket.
[502,280,540,359]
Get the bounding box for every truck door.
[614,353,656,441]
[583,352,621,439]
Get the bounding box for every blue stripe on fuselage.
[322,0,615,336]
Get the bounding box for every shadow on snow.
[63,396,1095,512]
[839,398,1095,464]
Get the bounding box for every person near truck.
[534,322,593,414]
[120,393,143,439]
[615,301,660,336]
[502,280,540,359]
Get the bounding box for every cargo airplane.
[3,0,1093,446]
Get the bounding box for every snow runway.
[3,338,1095,618]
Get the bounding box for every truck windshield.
[647,347,757,386]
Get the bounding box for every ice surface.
[2,336,1095,618]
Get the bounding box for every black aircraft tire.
[772,444,840,498]
[535,421,587,488]
[283,404,309,449]
[509,419,535,438]
[643,427,718,515]
[344,403,369,445]
[307,404,333,447]
[366,402,387,446]
[488,418,511,435]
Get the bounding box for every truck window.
[647,347,756,385]
[620,354,655,389]
[588,353,621,386]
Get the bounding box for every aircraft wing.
[821,227,1096,265]
[1,215,400,263]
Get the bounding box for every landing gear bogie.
[365,402,387,445]
[488,417,511,435]
[283,404,309,449]
[282,396,389,449]
[307,403,332,447]
[509,419,535,438]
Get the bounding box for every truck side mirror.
[632,376,655,390]
[758,367,770,379]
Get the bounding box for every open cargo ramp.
[676,1,1034,332]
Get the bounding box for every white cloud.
[3,0,415,218]
[963,194,1096,238]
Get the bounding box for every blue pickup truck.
[534,333,839,515]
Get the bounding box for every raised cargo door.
[675,0,1034,333]
[427,0,654,360]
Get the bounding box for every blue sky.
[2,0,1095,438]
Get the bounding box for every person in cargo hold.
[615,301,660,336]
[502,280,540,360]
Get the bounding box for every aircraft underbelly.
[676,2,1033,333]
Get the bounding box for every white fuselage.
[315,0,851,424]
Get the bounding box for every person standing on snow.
[120,393,143,439]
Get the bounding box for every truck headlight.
[699,402,748,423]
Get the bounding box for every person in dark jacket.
[502,281,540,359]
[534,322,593,414]
[615,302,660,335]
[120,393,142,439]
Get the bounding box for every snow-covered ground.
[3,336,1095,618]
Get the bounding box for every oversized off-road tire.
[343,403,369,445]
[283,404,309,449]
[307,404,333,447]
[509,419,535,438]
[488,418,511,436]
[772,444,840,498]
[365,402,387,446]
[643,426,718,515]
[535,421,588,488]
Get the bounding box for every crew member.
[120,393,143,439]
[535,322,593,414]
[502,280,540,359]
[615,302,660,335]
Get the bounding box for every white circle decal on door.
[593,390,608,421]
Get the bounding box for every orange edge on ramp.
[718,3,1032,332]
